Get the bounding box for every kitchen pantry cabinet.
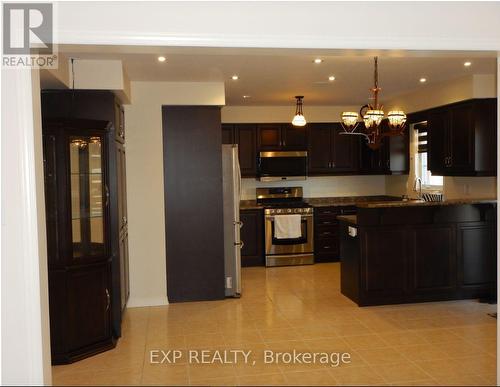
[257,123,308,151]
[240,209,265,266]
[41,90,130,349]
[222,123,257,177]
[308,123,359,174]
[43,119,115,364]
[427,99,496,176]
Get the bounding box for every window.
[414,123,443,189]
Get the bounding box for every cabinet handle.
[331,161,335,168]
[235,220,244,228]
[105,288,110,312]
[322,231,332,235]
[449,156,452,166]
[105,185,109,207]
[235,241,245,249]
[323,246,331,249]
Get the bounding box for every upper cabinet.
[308,123,359,174]
[221,123,257,177]
[426,99,497,176]
[257,123,308,151]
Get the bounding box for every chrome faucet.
[413,177,422,199]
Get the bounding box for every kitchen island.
[338,199,497,306]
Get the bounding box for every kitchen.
[37,47,497,386]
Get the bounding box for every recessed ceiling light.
[157,56,166,62]
[242,95,251,99]
[464,61,472,67]
[328,75,336,81]
[313,58,323,64]
[419,77,427,83]
[231,75,239,80]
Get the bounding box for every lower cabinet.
[345,219,496,306]
[314,207,341,262]
[51,261,115,364]
[457,222,497,290]
[240,209,265,266]
[361,227,408,299]
[409,225,456,295]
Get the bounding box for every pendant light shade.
[292,96,307,126]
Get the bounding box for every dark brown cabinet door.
[331,123,358,172]
[282,123,307,150]
[361,227,407,297]
[235,124,257,177]
[240,209,264,266]
[67,263,111,351]
[457,223,496,289]
[359,137,389,174]
[257,124,282,150]
[308,123,332,174]
[410,225,456,294]
[222,124,234,144]
[427,109,450,173]
[448,103,474,172]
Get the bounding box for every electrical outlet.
[226,276,232,289]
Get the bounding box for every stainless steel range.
[256,187,314,267]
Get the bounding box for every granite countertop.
[356,198,497,209]
[304,195,400,207]
[337,215,357,225]
[240,195,401,210]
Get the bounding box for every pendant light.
[292,96,307,126]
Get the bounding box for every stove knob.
[287,209,292,213]
[276,209,282,214]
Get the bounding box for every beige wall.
[124,81,225,307]
[385,74,497,200]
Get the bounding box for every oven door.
[265,213,314,255]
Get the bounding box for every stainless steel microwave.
[257,151,308,182]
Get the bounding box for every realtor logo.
[2,3,57,68]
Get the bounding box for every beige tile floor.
[53,263,497,386]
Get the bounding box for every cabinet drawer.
[316,227,339,239]
[316,238,339,253]
[315,207,341,216]
[316,218,339,227]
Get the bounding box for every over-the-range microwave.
[257,151,308,182]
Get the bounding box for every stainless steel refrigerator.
[222,144,242,297]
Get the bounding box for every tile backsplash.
[241,175,388,200]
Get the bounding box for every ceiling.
[57,46,497,106]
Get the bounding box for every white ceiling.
[57,46,497,106]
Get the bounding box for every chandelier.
[341,57,406,149]
[292,96,307,126]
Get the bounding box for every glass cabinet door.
[69,135,106,259]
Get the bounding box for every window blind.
[414,122,428,153]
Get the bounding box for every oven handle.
[266,214,313,221]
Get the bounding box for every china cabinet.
[43,118,115,364]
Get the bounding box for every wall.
[124,81,224,307]
[1,69,52,384]
[385,74,498,200]
[222,105,388,198]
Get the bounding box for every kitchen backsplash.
[241,175,387,200]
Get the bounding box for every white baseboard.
[126,297,169,308]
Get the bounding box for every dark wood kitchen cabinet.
[240,209,265,266]
[42,119,115,364]
[427,99,497,176]
[340,204,497,306]
[308,123,358,175]
[221,123,257,177]
[257,123,307,151]
[457,222,496,291]
[42,90,130,341]
[359,137,390,174]
[163,106,226,302]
